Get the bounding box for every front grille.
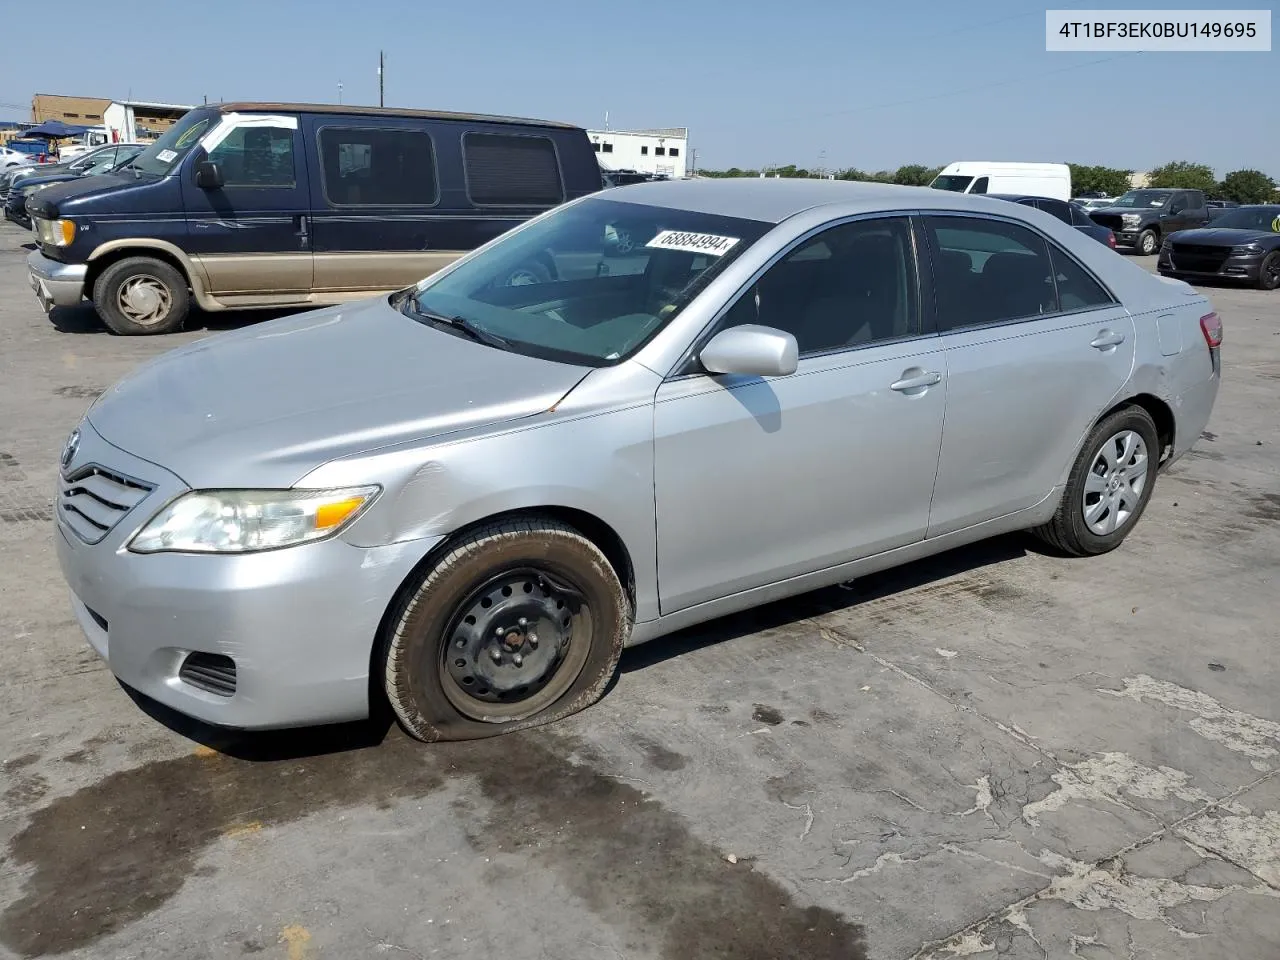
[179,653,237,697]
[1170,243,1231,273]
[1090,213,1124,231]
[58,464,154,544]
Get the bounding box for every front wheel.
[1033,406,1159,557]
[1136,229,1159,256]
[93,256,191,335]
[1257,251,1280,291]
[382,517,630,742]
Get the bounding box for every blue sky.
[1,0,1275,177]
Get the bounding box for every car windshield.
[931,175,973,192]
[406,197,771,366]
[1110,190,1172,208]
[129,109,217,177]
[1210,207,1280,231]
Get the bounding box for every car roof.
[598,177,1062,224]
[213,102,579,130]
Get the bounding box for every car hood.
[1167,227,1279,246]
[87,297,592,489]
[26,171,152,218]
[1089,206,1162,217]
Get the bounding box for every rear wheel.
[93,256,190,335]
[382,517,630,742]
[1033,406,1159,557]
[1136,229,1159,256]
[1257,251,1280,291]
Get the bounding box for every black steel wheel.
[382,517,631,742]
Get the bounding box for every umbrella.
[24,119,92,139]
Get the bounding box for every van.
[25,102,602,334]
[930,162,1071,201]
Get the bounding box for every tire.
[1257,251,1280,291]
[1136,229,1159,256]
[382,517,631,742]
[93,256,190,335]
[1033,405,1159,557]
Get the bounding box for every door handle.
[1090,330,1125,349]
[890,370,942,392]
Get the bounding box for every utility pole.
[378,52,385,107]
[337,81,343,104]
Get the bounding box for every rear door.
[923,214,1135,537]
[181,114,313,300]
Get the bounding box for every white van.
[930,162,1071,201]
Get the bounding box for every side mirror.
[699,325,798,378]
[195,160,224,190]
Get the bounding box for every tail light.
[1200,312,1223,349]
[1107,231,1116,249]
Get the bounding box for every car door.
[180,115,313,300]
[653,215,947,614]
[923,214,1135,537]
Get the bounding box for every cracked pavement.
[1,221,1277,959]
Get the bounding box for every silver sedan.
[54,179,1222,741]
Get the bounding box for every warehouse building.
[31,93,190,139]
[587,127,689,179]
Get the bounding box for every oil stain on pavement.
[1,727,866,960]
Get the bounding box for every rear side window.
[463,133,563,206]
[969,176,989,194]
[1049,245,1114,312]
[318,127,437,206]
[1037,198,1072,224]
[926,216,1055,330]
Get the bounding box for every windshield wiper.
[408,294,510,350]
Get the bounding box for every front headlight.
[36,217,76,246]
[128,486,380,554]
[1232,242,1263,254]
[1121,214,1142,227]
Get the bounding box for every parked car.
[1087,189,1211,255]
[5,147,144,228]
[2,142,140,196]
[1073,197,1114,211]
[53,179,1221,739]
[930,162,1071,201]
[25,102,601,335]
[1158,204,1280,290]
[1,146,38,170]
[989,194,1117,249]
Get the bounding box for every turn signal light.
[1200,312,1223,349]
[58,219,76,246]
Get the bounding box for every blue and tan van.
[26,102,603,334]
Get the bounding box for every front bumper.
[4,201,29,227]
[55,421,442,730]
[1112,229,1146,250]
[1157,248,1264,283]
[27,249,86,311]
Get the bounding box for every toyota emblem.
[60,429,80,470]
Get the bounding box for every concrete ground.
[0,220,1276,960]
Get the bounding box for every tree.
[1068,164,1133,197]
[892,164,941,186]
[1147,161,1217,193]
[1218,169,1277,204]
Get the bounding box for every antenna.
[378,52,385,107]
[337,81,343,104]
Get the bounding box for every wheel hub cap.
[1082,429,1149,536]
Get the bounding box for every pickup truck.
[1088,188,1210,255]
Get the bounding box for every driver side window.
[718,217,920,357]
[206,125,296,188]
